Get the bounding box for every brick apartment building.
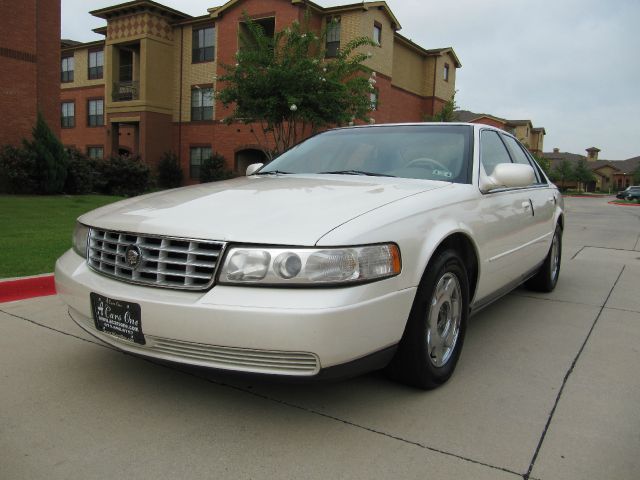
[454,110,546,155]
[60,0,461,183]
[0,0,60,146]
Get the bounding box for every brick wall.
[0,0,60,146]
[60,86,108,152]
[374,74,427,123]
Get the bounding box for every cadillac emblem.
[125,245,142,270]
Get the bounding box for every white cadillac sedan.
[55,123,564,389]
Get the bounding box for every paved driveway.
[1,197,639,480]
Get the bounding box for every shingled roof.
[542,151,640,176]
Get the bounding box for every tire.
[525,224,562,292]
[386,249,469,389]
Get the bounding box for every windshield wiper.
[318,170,396,177]
[255,170,291,175]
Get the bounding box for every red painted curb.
[564,195,609,198]
[608,201,640,207]
[0,275,56,303]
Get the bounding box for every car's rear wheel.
[387,249,469,389]
[526,223,562,292]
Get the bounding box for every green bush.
[23,112,68,194]
[200,152,234,183]
[95,155,151,197]
[157,151,183,189]
[0,145,38,194]
[64,148,99,194]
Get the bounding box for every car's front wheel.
[387,249,469,389]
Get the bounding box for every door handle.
[522,201,531,212]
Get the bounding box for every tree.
[633,162,640,185]
[552,160,574,191]
[532,153,552,177]
[23,111,68,194]
[216,14,376,159]
[157,152,183,189]
[200,152,233,183]
[426,90,458,122]
[573,160,594,192]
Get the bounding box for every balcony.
[112,81,139,102]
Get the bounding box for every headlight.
[72,223,90,258]
[219,244,401,286]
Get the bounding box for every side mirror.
[246,163,264,176]
[480,163,535,193]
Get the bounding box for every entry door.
[474,130,540,300]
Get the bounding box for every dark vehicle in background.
[616,186,640,200]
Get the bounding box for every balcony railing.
[112,81,139,102]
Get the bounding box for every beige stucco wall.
[104,12,177,116]
[172,23,217,122]
[530,131,545,152]
[336,8,393,77]
[513,124,531,145]
[391,40,424,95]
[142,37,174,114]
[60,47,106,90]
[362,8,394,77]
[432,52,456,101]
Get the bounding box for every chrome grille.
[87,228,224,290]
[149,337,320,376]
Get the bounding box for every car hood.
[79,175,448,245]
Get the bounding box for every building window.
[190,146,212,179]
[61,56,74,83]
[193,26,215,63]
[87,146,104,160]
[373,22,382,46]
[61,102,75,128]
[87,99,104,127]
[88,49,104,80]
[443,63,450,82]
[191,87,214,121]
[370,90,378,111]
[239,17,275,50]
[326,17,341,58]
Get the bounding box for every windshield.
[259,125,473,183]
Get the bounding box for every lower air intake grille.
[87,228,224,290]
[149,337,320,376]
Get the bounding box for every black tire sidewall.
[393,249,470,389]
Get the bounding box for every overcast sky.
[62,0,640,160]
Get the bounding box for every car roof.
[330,122,502,133]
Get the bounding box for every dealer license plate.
[90,293,145,345]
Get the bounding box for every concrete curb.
[0,274,56,303]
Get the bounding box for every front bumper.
[55,250,415,377]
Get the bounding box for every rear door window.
[501,135,545,184]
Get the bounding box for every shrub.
[95,154,151,197]
[200,152,234,183]
[0,145,38,194]
[157,151,183,189]
[64,148,99,194]
[23,112,68,194]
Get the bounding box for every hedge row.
[0,114,235,196]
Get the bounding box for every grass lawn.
[0,195,123,278]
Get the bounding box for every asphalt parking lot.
[1,196,639,480]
